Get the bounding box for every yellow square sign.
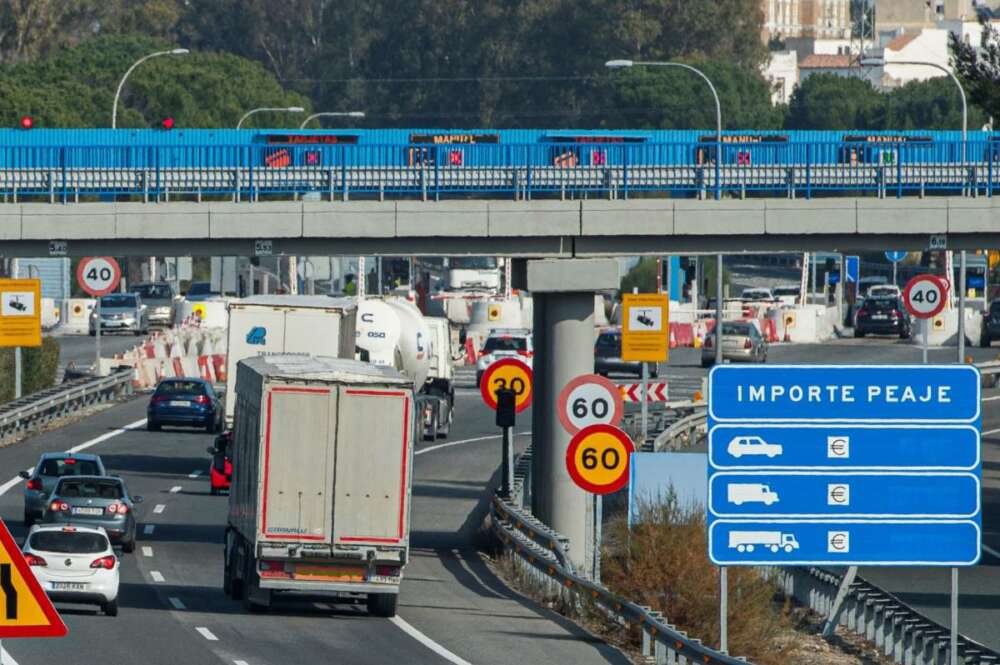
[621,293,668,362]
[0,279,41,348]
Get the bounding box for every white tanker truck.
[356,297,455,440]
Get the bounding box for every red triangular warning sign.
[0,519,67,638]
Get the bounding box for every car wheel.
[147,419,160,432]
[102,599,119,617]
[982,334,991,348]
[900,328,911,340]
[211,486,220,496]
[205,421,215,434]
[122,538,135,554]
[88,330,96,337]
[854,328,864,338]
[475,372,483,388]
[366,593,398,618]
[23,513,33,528]
[701,357,713,368]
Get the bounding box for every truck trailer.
[224,354,414,616]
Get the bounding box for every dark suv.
[981,299,1000,347]
[854,297,911,339]
[594,328,659,378]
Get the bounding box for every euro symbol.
[829,533,849,551]
[829,439,847,457]
[0,563,16,620]
[828,485,849,504]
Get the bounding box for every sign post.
[708,365,980,655]
[621,294,669,446]
[76,257,121,374]
[480,358,533,499]
[903,274,948,365]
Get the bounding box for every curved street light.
[112,49,189,129]
[236,106,306,130]
[299,111,366,129]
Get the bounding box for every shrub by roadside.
[0,337,61,404]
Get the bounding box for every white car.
[476,329,533,387]
[741,288,774,303]
[23,525,120,616]
[726,436,783,459]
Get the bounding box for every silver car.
[133,282,176,327]
[701,321,767,367]
[89,293,149,336]
[20,453,107,527]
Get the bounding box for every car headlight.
[155,306,171,315]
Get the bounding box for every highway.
[0,382,628,665]
[54,333,141,370]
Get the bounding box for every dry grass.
[601,496,789,665]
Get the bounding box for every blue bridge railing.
[0,140,995,201]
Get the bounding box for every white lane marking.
[150,571,165,583]
[0,645,20,665]
[984,544,1000,560]
[0,417,146,498]
[141,546,154,558]
[416,432,530,457]
[234,661,250,665]
[144,524,156,535]
[154,504,166,514]
[982,395,1000,401]
[169,597,186,610]
[314,602,332,610]
[189,470,203,479]
[390,616,473,665]
[196,627,219,642]
[170,486,182,493]
[983,427,1000,436]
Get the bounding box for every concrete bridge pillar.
[527,258,620,569]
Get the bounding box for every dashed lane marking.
[1,645,21,665]
[390,616,473,665]
[234,661,250,665]
[154,504,166,514]
[142,546,153,558]
[416,432,530,457]
[150,571,165,583]
[189,470,203,479]
[196,627,219,641]
[168,597,186,610]
[170,486,182,493]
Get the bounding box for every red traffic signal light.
[19,115,33,130]
[161,117,175,130]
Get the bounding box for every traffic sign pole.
[13,349,20,400]
[923,318,928,365]
[959,250,966,364]
[95,299,102,374]
[641,362,649,446]
[951,567,959,665]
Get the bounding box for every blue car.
[147,378,222,433]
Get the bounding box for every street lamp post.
[112,49,189,129]
[236,106,306,130]
[299,111,366,129]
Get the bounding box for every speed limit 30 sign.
[902,274,948,320]
[557,374,624,435]
[77,257,121,297]
[480,357,533,413]
[565,424,635,495]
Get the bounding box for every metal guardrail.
[0,370,133,443]
[652,405,707,452]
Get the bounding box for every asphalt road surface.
[54,333,142,370]
[0,389,628,665]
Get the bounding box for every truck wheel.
[736,544,746,553]
[227,546,243,601]
[366,593,398,618]
[769,545,779,553]
[242,554,270,613]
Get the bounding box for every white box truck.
[224,296,357,426]
[224,354,414,616]
[728,531,799,553]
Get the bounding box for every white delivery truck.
[224,295,357,426]
[728,531,799,553]
[356,298,454,440]
[224,354,414,616]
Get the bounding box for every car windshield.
[742,290,771,299]
[29,531,108,554]
[721,323,753,336]
[56,480,124,500]
[135,284,172,299]
[101,295,136,308]
[39,458,101,477]
[595,333,621,349]
[187,283,213,295]
[156,380,207,396]
[483,337,527,352]
[772,287,799,296]
[450,257,498,270]
[867,298,899,312]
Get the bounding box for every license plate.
[169,400,191,407]
[872,315,888,320]
[293,564,365,582]
[72,507,103,516]
[51,582,87,591]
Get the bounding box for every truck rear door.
[283,309,343,356]
[259,384,335,543]
[333,387,412,545]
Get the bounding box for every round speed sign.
[902,274,948,319]
[77,257,121,297]
[565,424,635,495]
[557,374,624,435]
[480,358,533,413]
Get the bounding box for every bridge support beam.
[528,258,619,571]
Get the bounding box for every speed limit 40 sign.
[480,358,533,413]
[902,274,948,319]
[557,374,624,435]
[77,257,121,297]
[565,424,635,495]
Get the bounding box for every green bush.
[0,337,61,404]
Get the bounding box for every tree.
[951,22,1000,124]
[785,74,882,129]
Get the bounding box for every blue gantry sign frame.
[707,364,982,567]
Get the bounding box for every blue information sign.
[845,255,860,283]
[885,250,908,263]
[707,365,981,567]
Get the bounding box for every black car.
[981,299,1000,347]
[854,296,911,339]
[147,378,223,432]
[594,329,659,378]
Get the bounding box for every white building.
[763,50,799,104]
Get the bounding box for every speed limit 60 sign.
[557,374,624,435]
[77,257,121,297]
[566,424,634,495]
[480,358,533,413]
[903,274,947,320]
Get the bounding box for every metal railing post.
[714,140,721,200]
[622,144,629,199]
[805,143,812,199]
